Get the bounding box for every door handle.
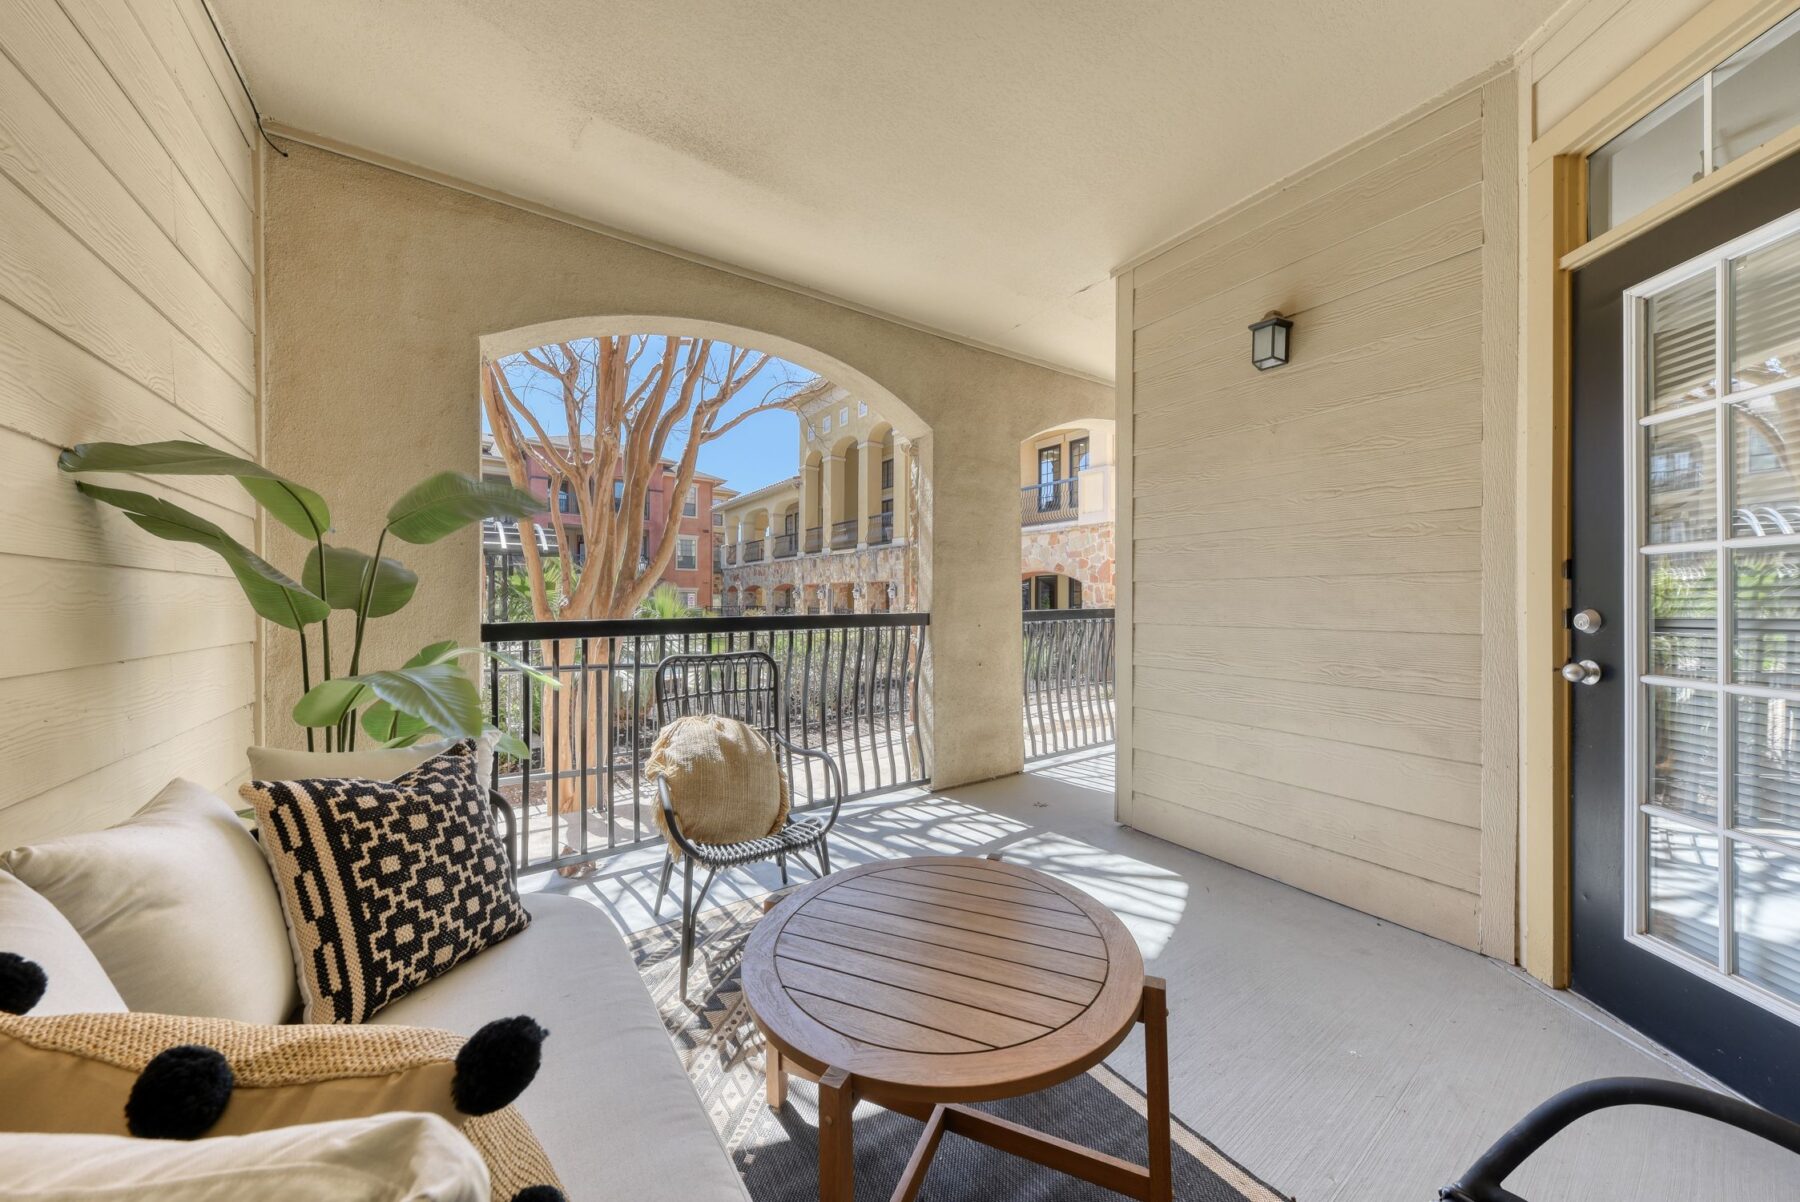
[1560,659,1602,686]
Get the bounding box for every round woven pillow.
[646,714,791,854]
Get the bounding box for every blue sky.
[483,336,810,496]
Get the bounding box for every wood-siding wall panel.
[169,0,255,142]
[0,559,252,680]
[0,299,252,510]
[1133,709,1481,827]
[58,0,253,248]
[1533,0,1709,133]
[1134,667,1481,763]
[1133,119,1482,323]
[0,52,254,381]
[1133,439,1482,538]
[1135,249,1483,386]
[0,641,252,812]
[0,707,249,847]
[1129,89,1484,290]
[1133,573,1481,635]
[0,1,256,845]
[1133,183,1483,332]
[1135,750,1481,891]
[1133,625,1480,700]
[1132,794,1481,949]
[1134,508,1483,582]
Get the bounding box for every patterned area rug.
[627,894,1290,1201]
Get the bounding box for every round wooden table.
[742,855,1171,1202]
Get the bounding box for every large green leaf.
[76,483,328,630]
[409,641,560,688]
[60,441,330,539]
[360,700,432,747]
[385,472,541,545]
[302,543,417,616]
[293,663,483,738]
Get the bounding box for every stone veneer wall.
[1021,522,1115,606]
[723,544,914,612]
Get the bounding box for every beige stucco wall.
[259,140,1110,789]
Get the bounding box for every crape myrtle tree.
[480,334,812,843]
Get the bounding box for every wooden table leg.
[1141,977,1172,1202]
[766,1044,788,1109]
[818,1066,857,1201]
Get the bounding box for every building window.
[1033,575,1057,610]
[677,535,697,570]
[612,479,624,510]
[840,406,850,426]
[557,481,576,513]
[683,485,698,517]
[1070,436,1090,472]
[1069,579,1083,609]
[822,415,832,433]
[882,457,894,490]
[712,509,723,527]
[681,590,697,609]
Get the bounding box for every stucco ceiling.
[213,0,1560,381]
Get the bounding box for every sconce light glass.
[1248,312,1293,371]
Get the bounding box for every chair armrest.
[769,732,848,833]
[655,777,707,860]
[487,789,518,881]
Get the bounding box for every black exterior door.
[1569,150,1800,1120]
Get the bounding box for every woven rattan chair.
[649,650,845,998]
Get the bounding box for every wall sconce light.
[1248,311,1293,371]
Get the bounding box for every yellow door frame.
[1519,0,1800,985]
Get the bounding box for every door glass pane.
[1733,841,1800,1004]
[1648,552,1717,677]
[1648,684,1719,820]
[1711,10,1800,172]
[1589,81,1705,240]
[1646,272,1719,410]
[1731,393,1800,532]
[1646,410,1716,542]
[1730,231,1800,392]
[1733,546,1800,689]
[1648,814,1721,962]
[1734,694,1800,840]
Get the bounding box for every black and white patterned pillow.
[240,740,529,1024]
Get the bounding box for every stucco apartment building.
[480,433,731,615]
[719,385,1117,613]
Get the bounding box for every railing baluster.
[1017,610,1116,764]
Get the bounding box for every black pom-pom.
[511,1188,566,1202]
[125,1045,234,1140]
[452,1015,546,1116]
[0,953,47,1015]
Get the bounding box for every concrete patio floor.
[523,750,1800,1200]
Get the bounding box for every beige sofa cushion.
[1,781,298,1024]
[646,715,790,855]
[247,731,500,794]
[0,1009,561,1200]
[0,1114,492,1202]
[0,869,125,1015]
[375,894,751,1202]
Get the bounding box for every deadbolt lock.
[1572,608,1604,634]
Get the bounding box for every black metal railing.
[481,612,931,874]
[804,525,823,554]
[724,545,738,565]
[868,512,893,545]
[1023,608,1115,760]
[830,518,859,550]
[743,538,765,563]
[712,547,723,570]
[772,531,799,558]
[1022,478,1080,527]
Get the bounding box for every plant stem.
[297,626,315,752]
[348,528,386,677]
[314,534,333,682]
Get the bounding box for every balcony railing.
[1023,608,1115,761]
[772,531,799,558]
[480,613,931,874]
[742,538,764,563]
[724,545,737,566]
[830,518,859,550]
[1022,478,1080,527]
[868,512,893,545]
[804,525,823,554]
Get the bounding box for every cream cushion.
[0,780,298,1024]
[645,715,790,855]
[247,731,500,794]
[0,869,125,1015]
[0,1113,490,1201]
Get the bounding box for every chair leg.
[680,856,695,999]
[819,837,832,876]
[777,852,789,886]
[653,851,674,916]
